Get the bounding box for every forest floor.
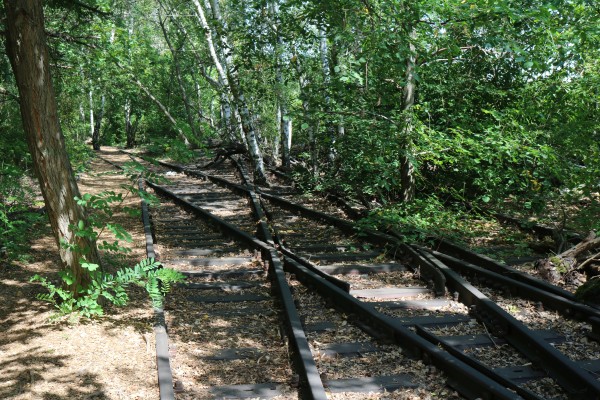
[0,148,158,400]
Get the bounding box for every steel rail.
[144,172,521,399]
[431,249,600,321]
[417,248,600,398]
[234,158,336,400]
[228,156,600,397]
[98,154,175,400]
[129,155,447,296]
[145,180,328,400]
[282,256,521,399]
[414,325,545,400]
[158,159,355,292]
[430,237,577,301]
[127,152,596,398]
[430,248,600,348]
[229,158,525,400]
[255,190,447,296]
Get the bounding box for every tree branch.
[579,252,600,271]
[323,110,401,126]
[67,0,111,17]
[0,86,19,102]
[46,30,99,49]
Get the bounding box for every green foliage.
[0,164,44,256]
[71,191,133,255]
[65,136,95,174]
[4,0,598,267]
[31,257,184,317]
[121,160,169,190]
[419,117,560,213]
[143,136,197,163]
[357,195,481,242]
[29,163,183,318]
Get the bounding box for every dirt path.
[0,148,159,399]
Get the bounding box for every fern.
[31,258,184,318]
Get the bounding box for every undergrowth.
[356,195,488,243]
[30,160,184,318]
[0,163,44,258]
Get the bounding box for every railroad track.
[107,152,600,399]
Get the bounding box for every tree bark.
[92,94,105,150]
[124,98,138,148]
[400,30,417,203]
[281,113,292,168]
[158,11,198,139]
[271,0,292,168]
[88,79,95,139]
[4,0,100,293]
[273,103,282,164]
[319,29,337,163]
[162,3,234,141]
[536,232,600,283]
[294,53,318,176]
[194,0,267,183]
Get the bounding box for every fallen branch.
[579,252,600,271]
[199,143,246,169]
[535,231,600,283]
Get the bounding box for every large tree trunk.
[4,0,100,293]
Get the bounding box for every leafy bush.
[143,136,197,163]
[30,162,184,318]
[357,195,482,242]
[0,164,43,256]
[65,135,95,174]
[31,258,184,317]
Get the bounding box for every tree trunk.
[194,0,267,183]
[4,0,100,293]
[273,103,281,165]
[124,98,138,148]
[88,79,95,139]
[92,94,105,150]
[281,112,292,168]
[400,31,417,203]
[158,11,198,139]
[271,0,291,168]
[162,3,232,142]
[319,29,337,162]
[295,55,318,176]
